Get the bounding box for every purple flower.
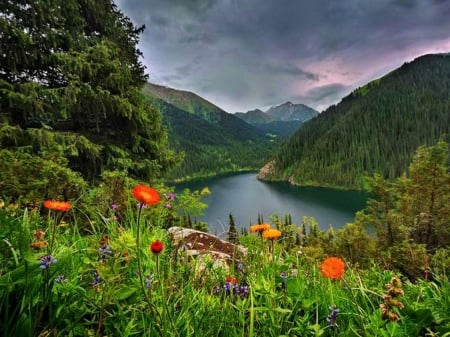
[213,285,221,295]
[239,284,249,298]
[99,244,112,262]
[165,202,172,209]
[326,306,340,329]
[165,192,176,200]
[39,255,57,269]
[91,271,102,286]
[54,274,68,283]
[111,204,118,210]
[224,281,233,295]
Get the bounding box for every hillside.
[143,84,280,180]
[258,53,450,189]
[235,102,318,137]
[143,83,224,122]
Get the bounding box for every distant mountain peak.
[265,102,318,122]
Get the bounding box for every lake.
[172,172,370,236]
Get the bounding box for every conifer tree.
[227,212,239,243]
[0,0,177,182]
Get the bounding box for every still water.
[172,172,370,236]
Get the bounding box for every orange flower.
[132,185,160,206]
[320,257,345,280]
[250,223,271,233]
[226,276,238,284]
[262,228,282,240]
[43,200,72,212]
[150,240,164,254]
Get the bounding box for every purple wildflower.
[99,244,112,262]
[91,271,102,286]
[39,255,57,269]
[224,281,233,295]
[54,274,68,283]
[326,306,340,329]
[111,204,118,210]
[165,202,172,209]
[239,284,249,298]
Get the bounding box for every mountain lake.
[171,172,370,237]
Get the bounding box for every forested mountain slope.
[259,53,450,189]
[148,97,279,180]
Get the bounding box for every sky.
[115,0,450,113]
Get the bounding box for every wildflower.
[326,306,340,328]
[30,240,48,250]
[150,240,164,254]
[91,271,102,286]
[239,284,250,298]
[99,244,113,262]
[226,275,238,284]
[165,202,172,209]
[250,223,271,233]
[43,200,72,212]
[132,185,160,207]
[145,274,154,289]
[280,271,288,291]
[39,255,57,269]
[380,276,404,322]
[262,228,282,240]
[164,192,176,200]
[213,285,221,295]
[224,281,233,295]
[320,257,345,280]
[54,275,68,283]
[33,230,45,240]
[111,203,118,210]
[236,263,244,272]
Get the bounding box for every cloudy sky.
[116,0,450,113]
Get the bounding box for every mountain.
[258,53,450,189]
[266,101,319,122]
[143,83,223,123]
[235,102,318,137]
[235,109,271,124]
[143,83,280,180]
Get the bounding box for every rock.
[168,227,247,272]
[257,160,274,180]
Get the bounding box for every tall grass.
[0,197,449,337]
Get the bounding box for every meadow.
[1,183,449,337]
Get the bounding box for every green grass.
[0,197,449,337]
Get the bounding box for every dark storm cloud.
[116,0,450,113]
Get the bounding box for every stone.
[168,227,247,272]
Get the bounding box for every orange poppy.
[320,257,345,280]
[43,200,72,212]
[262,228,282,240]
[250,223,271,233]
[132,185,160,206]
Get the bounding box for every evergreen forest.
[262,53,450,189]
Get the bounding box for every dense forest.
[260,53,450,189]
[144,86,280,180]
[152,98,279,179]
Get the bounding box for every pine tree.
[227,212,239,244]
